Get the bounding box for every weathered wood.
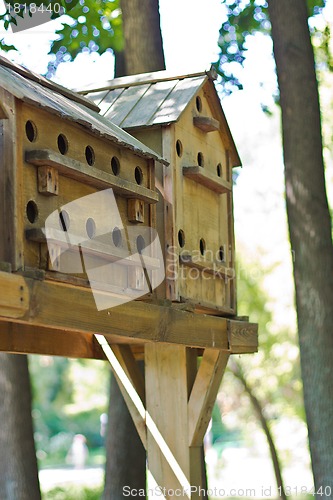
[188,350,229,447]
[0,272,29,319]
[193,116,220,132]
[128,198,145,223]
[0,54,100,112]
[37,166,59,196]
[95,335,147,447]
[26,149,159,203]
[179,253,234,279]
[183,166,231,194]
[145,344,192,497]
[0,271,258,351]
[228,320,259,354]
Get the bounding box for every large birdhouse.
[81,68,240,316]
[0,57,166,310]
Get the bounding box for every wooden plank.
[145,344,191,497]
[0,322,107,359]
[95,88,126,116]
[183,166,231,194]
[0,91,23,270]
[104,84,150,126]
[179,253,234,279]
[0,54,100,112]
[121,80,178,129]
[95,335,147,447]
[228,320,259,354]
[25,149,159,204]
[0,65,166,165]
[150,76,205,126]
[0,270,235,349]
[0,272,29,319]
[110,344,145,404]
[193,116,220,132]
[188,350,229,447]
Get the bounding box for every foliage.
[29,356,109,467]
[43,484,103,500]
[47,0,123,76]
[213,0,329,95]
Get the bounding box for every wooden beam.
[0,271,258,352]
[26,149,159,204]
[228,320,259,354]
[183,166,231,194]
[95,335,147,448]
[188,349,229,447]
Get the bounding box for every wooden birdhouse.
[0,56,167,309]
[81,68,241,316]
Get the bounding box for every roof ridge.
[78,66,217,94]
[0,54,100,112]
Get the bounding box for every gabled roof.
[79,68,241,167]
[0,56,167,165]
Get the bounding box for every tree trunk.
[103,368,146,498]
[268,0,333,494]
[120,0,165,75]
[0,354,41,500]
[103,2,165,497]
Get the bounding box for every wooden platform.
[0,269,257,359]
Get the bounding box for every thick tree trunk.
[103,369,146,498]
[268,0,333,494]
[104,2,165,497]
[0,354,41,500]
[120,0,165,75]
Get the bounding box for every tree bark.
[268,0,333,494]
[104,3,165,497]
[103,368,146,499]
[0,354,41,500]
[120,0,165,75]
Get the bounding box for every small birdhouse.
[81,68,241,315]
[0,57,166,309]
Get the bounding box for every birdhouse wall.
[131,88,236,315]
[3,100,160,302]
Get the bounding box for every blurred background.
[1,0,333,498]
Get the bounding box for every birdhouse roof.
[0,55,167,165]
[79,67,241,167]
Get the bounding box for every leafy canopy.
[213,0,329,94]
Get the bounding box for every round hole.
[86,218,96,239]
[111,156,120,176]
[136,235,145,254]
[25,121,37,142]
[218,246,225,262]
[26,200,38,223]
[196,96,202,112]
[59,210,70,232]
[197,152,204,167]
[176,140,183,158]
[112,227,122,247]
[57,134,68,155]
[135,166,143,185]
[85,145,95,166]
[199,238,206,256]
[178,229,185,248]
[217,163,222,177]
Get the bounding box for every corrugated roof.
[0,56,168,165]
[81,72,209,129]
[79,68,241,167]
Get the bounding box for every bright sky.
[1,0,332,331]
